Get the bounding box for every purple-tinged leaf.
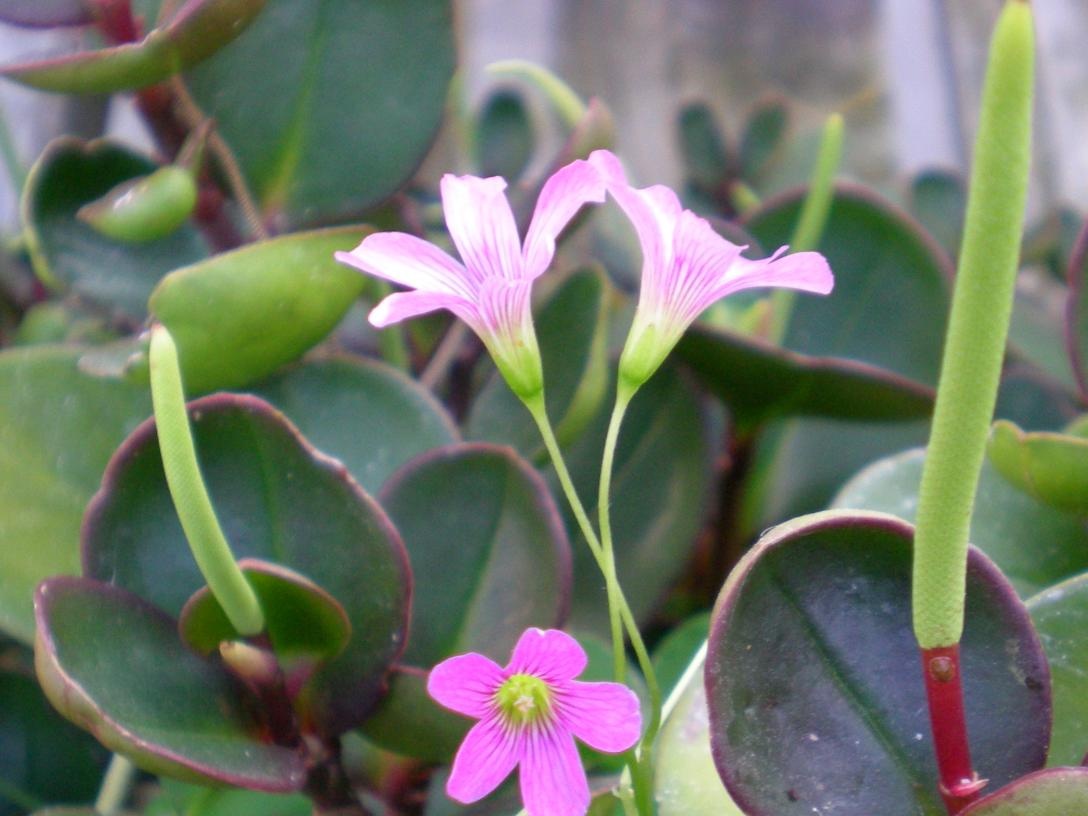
[706,510,1050,816]
[34,577,305,790]
[960,767,1088,815]
[2,0,267,93]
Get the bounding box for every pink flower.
[334,160,606,399]
[428,628,642,816]
[588,150,834,390]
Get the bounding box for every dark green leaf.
[149,227,368,393]
[148,779,311,816]
[475,90,534,181]
[2,0,267,93]
[706,511,1050,816]
[22,138,210,319]
[35,578,305,790]
[678,103,731,189]
[1028,575,1088,766]
[252,356,458,495]
[960,768,1088,815]
[0,669,108,816]
[363,444,571,760]
[82,394,411,735]
[183,0,455,227]
[676,322,934,429]
[908,168,965,260]
[833,448,1088,598]
[739,98,789,183]
[0,346,151,643]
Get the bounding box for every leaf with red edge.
[960,767,1088,815]
[2,0,267,93]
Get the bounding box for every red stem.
[921,645,987,814]
[88,0,140,44]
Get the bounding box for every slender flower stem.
[522,391,661,816]
[598,390,631,685]
[148,325,265,636]
[94,754,136,816]
[767,112,843,345]
[911,3,1033,812]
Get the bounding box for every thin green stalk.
[599,391,632,685]
[95,754,136,816]
[522,391,659,815]
[912,0,1034,650]
[768,112,843,344]
[149,325,264,636]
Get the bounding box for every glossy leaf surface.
[0,346,151,643]
[82,394,410,735]
[833,448,1088,598]
[34,578,305,790]
[1028,574,1088,767]
[253,356,458,495]
[988,419,1088,514]
[184,0,455,227]
[707,511,1050,816]
[362,444,571,760]
[149,227,367,393]
[23,138,209,318]
[2,0,266,93]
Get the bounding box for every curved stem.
[94,754,136,816]
[149,325,264,635]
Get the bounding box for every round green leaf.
[2,0,266,93]
[34,577,305,790]
[362,443,571,760]
[179,559,351,675]
[676,322,934,428]
[706,511,1051,816]
[833,448,1088,598]
[0,346,151,643]
[960,768,1088,815]
[77,166,198,244]
[740,98,789,184]
[252,356,459,495]
[988,419,1088,514]
[149,227,368,394]
[908,169,965,260]
[475,90,534,182]
[22,138,210,319]
[467,268,610,454]
[1028,574,1088,767]
[183,0,455,227]
[0,669,108,815]
[678,103,731,190]
[82,394,411,735]
[148,778,311,816]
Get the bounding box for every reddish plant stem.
[88,0,140,44]
[921,645,987,814]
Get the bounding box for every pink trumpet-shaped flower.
[588,150,834,390]
[428,628,642,816]
[334,160,607,399]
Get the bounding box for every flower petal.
[521,157,607,279]
[716,246,834,299]
[334,233,472,300]
[520,724,589,816]
[508,628,586,683]
[558,680,642,753]
[446,717,522,804]
[428,652,505,718]
[368,289,482,331]
[441,173,523,284]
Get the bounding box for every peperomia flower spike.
[335,160,606,400]
[428,628,641,816]
[588,149,834,392]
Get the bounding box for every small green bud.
[495,673,553,726]
[77,165,198,243]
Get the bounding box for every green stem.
[94,754,136,816]
[768,112,844,344]
[522,391,660,815]
[598,392,631,685]
[149,325,264,636]
[912,0,1034,650]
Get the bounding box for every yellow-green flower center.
[495,673,553,726]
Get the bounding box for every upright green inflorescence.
[912,0,1034,649]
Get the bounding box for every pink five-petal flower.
[587,149,834,390]
[428,628,642,816]
[334,160,606,400]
